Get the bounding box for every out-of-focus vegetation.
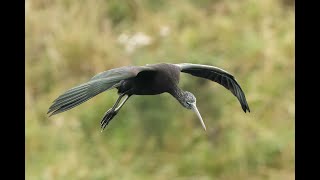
[26,0,294,179]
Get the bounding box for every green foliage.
[26,0,294,179]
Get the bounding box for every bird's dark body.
[117,63,180,95]
[48,62,250,131]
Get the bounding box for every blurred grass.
[26,0,294,179]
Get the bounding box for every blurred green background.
[25,0,294,179]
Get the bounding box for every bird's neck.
[169,86,186,107]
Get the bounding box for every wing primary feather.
[55,91,87,104]
[52,84,90,103]
[49,95,91,116]
[48,93,87,113]
[226,78,231,90]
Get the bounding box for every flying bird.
[48,63,250,131]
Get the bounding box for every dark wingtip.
[47,106,55,115]
[47,104,59,117]
[243,105,250,113]
[47,108,52,114]
[47,108,54,117]
[48,109,60,117]
[241,104,250,113]
[246,102,251,113]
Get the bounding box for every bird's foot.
[100,109,118,131]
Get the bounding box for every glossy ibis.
[48,63,250,131]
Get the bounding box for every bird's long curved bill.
[191,103,206,131]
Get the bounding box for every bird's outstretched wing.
[48,66,155,116]
[175,63,250,113]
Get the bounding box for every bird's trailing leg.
[100,94,131,131]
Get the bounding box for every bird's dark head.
[181,91,206,131]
